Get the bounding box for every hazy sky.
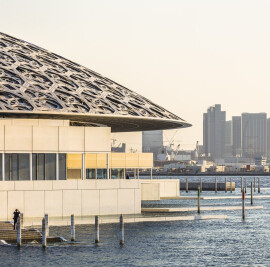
[1,0,270,149]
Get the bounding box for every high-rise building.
[203,104,226,160]
[241,113,267,158]
[267,118,270,158]
[225,120,232,156]
[232,116,241,156]
[142,130,163,160]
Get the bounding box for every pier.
[180,181,235,191]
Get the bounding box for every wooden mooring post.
[95,215,99,243]
[42,217,47,248]
[258,178,261,193]
[225,177,227,193]
[120,214,124,245]
[215,177,217,193]
[45,214,49,238]
[241,177,243,192]
[186,178,188,193]
[71,214,75,241]
[254,177,256,193]
[17,216,21,247]
[242,188,245,219]
[197,186,200,214]
[251,182,253,205]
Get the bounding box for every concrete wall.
[141,179,180,200]
[0,180,141,219]
[0,119,111,153]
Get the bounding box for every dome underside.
[0,32,191,131]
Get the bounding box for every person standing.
[13,209,20,230]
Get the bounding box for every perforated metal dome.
[0,32,191,132]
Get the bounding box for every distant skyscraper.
[241,113,267,158]
[267,118,270,158]
[225,120,232,156]
[203,104,226,159]
[142,130,163,160]
[232,116,241,156]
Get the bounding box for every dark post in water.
[242,188,245,219]
[241,177,243,192]
[251,182,253,205]
[225,177,227,193]
[17,216,21,247]
[186,178,188,193]
[215,177,217,193]
[245,178,247,193]
[197,186,200,214]
[95,215,100,243]
[120,214,124,245]
[42,217,47,248]
[254,177,256,192]
[258,178,261,193]
[71,214,75,241]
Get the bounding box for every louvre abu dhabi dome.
[0,32,191,132]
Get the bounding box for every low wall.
[0,180,141,220]
[141,179,180,201]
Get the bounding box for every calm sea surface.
[1,176,270,266]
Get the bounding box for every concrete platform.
[142,206,263,212]
[161,195,270,200]
[19,213,228,227]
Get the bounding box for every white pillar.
[56,153,59,180]
[29,153,32,181]
[106,153,109,179]
[82,153,85,180]
[2,153,4,181]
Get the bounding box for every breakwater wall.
[180,182,235,191]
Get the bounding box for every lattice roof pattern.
[0,32,191,131]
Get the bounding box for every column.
[150,168,152,180]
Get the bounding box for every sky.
[1,0,270,150]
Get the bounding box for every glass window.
[67,154,82,179]
[45,154,56,180]
[38,153,45,180]
[18,154,30,180]
[11,154,18,181]
[32,153,37,180]
[59,154,66,180]
[97,169,107,179]
[111,168,124,179]
[86,168,96,179]
[5,154,10,181]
